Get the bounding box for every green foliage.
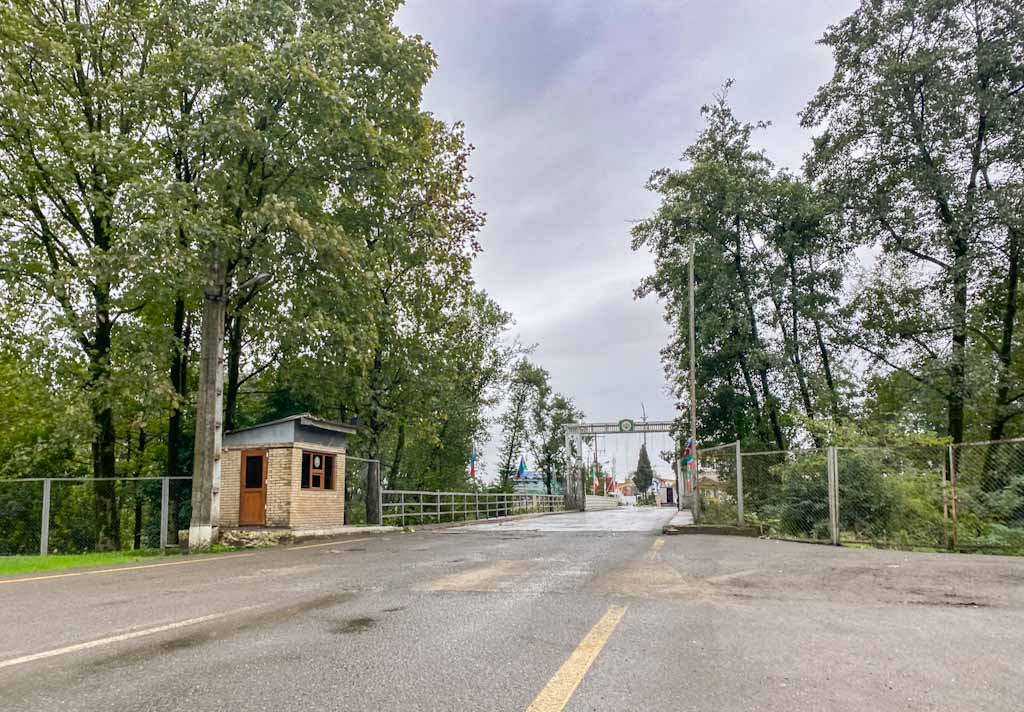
[0,0,515,549]
[633,85,848,451]
[699,498,738,524]
[633,444,655,494]
[496,359,548,491]
[531,387,584,495]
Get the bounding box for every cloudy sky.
[396,0,859,479]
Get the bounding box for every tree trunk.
[388,422,405,490]
[813,318,840,421]
[189,255,228,550]
[948,232,969,446]
[132,429,147,550]
[729,320,766,444]
[167,297,190,537]
[807,257,841,422]
[225,311,243,432]
[733,233,786,450]
[981,225,1021,490]
[90,297,120,550]
[786,257,821,446]
[364,347,385,526]
[989,225,1021,444]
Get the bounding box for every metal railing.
[380,490,565,526]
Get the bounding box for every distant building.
[655,477,677,506]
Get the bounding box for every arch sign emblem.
[617,418,635,433]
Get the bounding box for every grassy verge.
[0,549,177,577]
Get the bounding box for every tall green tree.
[802,0,1024,444]
[530,388,583,495]
[149,0,440,546]
[633,443,655,494]
[634,88,790,450]
[0,0,177,547]
[497,359,548,491]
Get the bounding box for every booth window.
[301,451,334,490]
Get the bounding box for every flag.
[469,445,476,479]
[681,438,696,467]
[517,456,526,480]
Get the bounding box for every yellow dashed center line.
[644,537,665,561]
[525,605,628,712]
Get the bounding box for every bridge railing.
[380,490,565,527]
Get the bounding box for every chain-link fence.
[696,438,1024,554]
[836,446,948,550]
[696,443,741,525]
[741,448,831,542]
[954,439,1024,553]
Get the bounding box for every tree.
[634,444,655,494]
[531,389,583,495]
[634,87,837,450]
[497,359,548,491]
[157,0,440,547]
[802,0,1024,445]
[0,0,179,548]
[0,0,514,552]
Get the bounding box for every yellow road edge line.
[526,605,628,712]
[0,606,260,670]
[0,553,256,586]
[289,537,373,550]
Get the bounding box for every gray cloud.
[397,0,858,478]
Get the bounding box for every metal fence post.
[436,492,441,523]
[376,462,384,526]
[949,444,958,550]
[160,477,170,549]
[40,478,51,556]
[735,440,744,526]
[827,447,840,546]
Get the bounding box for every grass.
[0,548,178,577]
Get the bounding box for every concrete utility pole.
[189,269,270,550]
[188,256,227,550]
[688,232,700,520]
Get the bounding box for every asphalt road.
[2,506,1023,711]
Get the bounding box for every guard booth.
[219,414,356,530]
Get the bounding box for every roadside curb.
[291,526,401,543]
[400,509,573,532]
[662,524,762,537]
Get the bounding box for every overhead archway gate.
[563,419,683,512]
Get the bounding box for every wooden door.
[239,450,267,526]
